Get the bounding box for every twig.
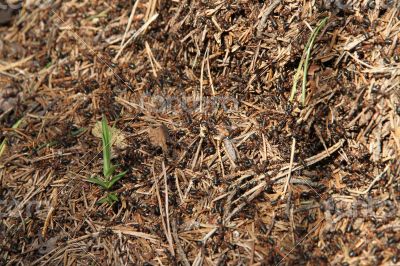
[347,164,390,195]
[271,139,345,182]
[257,0,281,37]
[152,165,174,254]
[163,161,175,256]
[42,188,58,237]
[114,13,159,60]
[171,217,190,266]
[282,138,296,199]
[111,226,160,243]
[0,55,34,72]
[116,0,140,60]
[225,139,344,222]
[145,41,161,77]
[199,45,209,112]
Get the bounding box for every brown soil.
[1,1,399,265]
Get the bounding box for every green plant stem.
[0,118,23,157]
[102,116,115,178]
[86,117,126,206]
[301,17,328,105]
[290,17,328,105]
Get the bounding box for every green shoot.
[290,17,329,106]
[97,193,119,205]
[0,118,23,157]
[88,170,127,190]
[87,116,127,205]
[71,127,86,136]
[101,116,115,178]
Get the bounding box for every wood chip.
[148,124,169,153]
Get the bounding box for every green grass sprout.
[87,116,127,205]
[97,193,119,205]
[101,115,115,178]
[290,17,329,106]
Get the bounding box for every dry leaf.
[91,121,127,149]
[148,124,169,153]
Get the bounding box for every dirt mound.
[0,1,399,265]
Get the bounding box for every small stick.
[111,227,160,243]
[217,139,225,178]
[191,137,204,170]
[347,164,390,195]
[114,13,159,60]
[152,166,174,255]
[116,0,140,60]
[0,55,34,72]
[171,217,190,266]
[145,41,160,77]
[206,50,215,96]
[257,0,281,36]
[314,125,330,156]
[163,161,175,256]
[225,140,344,222]
[282,138,296,199]
[275,177,320,187]
[200,45,209,112]
[42,188,58,237]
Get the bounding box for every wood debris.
[0,1,399,265]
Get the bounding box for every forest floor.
[0,0,400,265]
